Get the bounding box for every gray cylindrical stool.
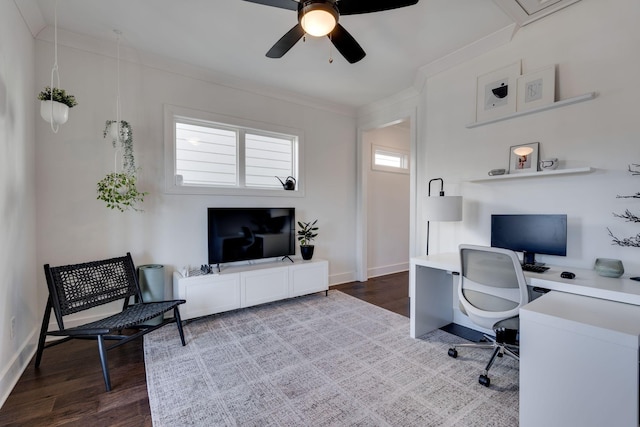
[138,264,164,325]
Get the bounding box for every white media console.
[173,258,329,320]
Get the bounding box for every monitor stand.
[523,251,545,266]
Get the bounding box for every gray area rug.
[145,291,519,426]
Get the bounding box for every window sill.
[164,184,305,198]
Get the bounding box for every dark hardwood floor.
[0,271,408,426]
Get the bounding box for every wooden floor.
[0,271,408,426]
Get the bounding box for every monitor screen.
[491,214,567,264]
[208,208,295,265]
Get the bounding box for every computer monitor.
[491,214,567,265]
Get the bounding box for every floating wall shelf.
[469,167,594,182]
[466,92,597,128]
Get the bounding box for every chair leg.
[97,335,112,392]
[174,306,186,346]
[483,346,502,375]
[35,297,53,368]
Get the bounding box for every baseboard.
[367,262,409,279]
[329,271,356,286]
[0,327,38,409]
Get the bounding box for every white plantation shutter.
[175,121,296,189]
[245,133,294,188]
[176,123,237,186]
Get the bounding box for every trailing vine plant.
[103,120,135,174]
[97,120,147,212]
[610,163,640,246]
[96,172,146,212]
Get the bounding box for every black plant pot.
[300,245,315,260]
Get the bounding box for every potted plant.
[96,172,147,212]
[297,219,318,260]
[103,120,135,173]
[37,86,77,125]
[97,120,147,211]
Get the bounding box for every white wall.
[365,123,410,277]
[419,0,640,271]
[32,32,358,325]
[0,1,37,407]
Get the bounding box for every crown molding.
[13,0,46,38]
[412,23,517,93]
[35,26,358,118]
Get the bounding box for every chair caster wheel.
[448,348,458,358]
[479,374,490,387]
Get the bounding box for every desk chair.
[447,244,529,387]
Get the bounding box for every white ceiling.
[27,0,520,108]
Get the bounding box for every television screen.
[491,214,567,264]
[208,208,295,265]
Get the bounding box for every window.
[165,105,303,196]
[372,145,409,174]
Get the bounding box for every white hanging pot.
[40,100,69,125]
[107,121,130,142]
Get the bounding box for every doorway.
[356,110,417,282]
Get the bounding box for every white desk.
[410,252,640,427]
[410,252,640,338]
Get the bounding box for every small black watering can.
[276,176,296,190]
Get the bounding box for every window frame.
[164,105,304,197]
[371,144,410,174]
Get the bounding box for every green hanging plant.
[96,172,147,212]
[37,86,78,108]
[98,120,147,211]
[103,120,135,174]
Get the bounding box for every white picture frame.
[509,142,539,174]
[475,60,521,122]
[517,65,556,111]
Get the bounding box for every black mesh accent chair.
[447,244,529,387]
[35,253,186,391]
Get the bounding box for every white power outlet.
[10,317,15,340]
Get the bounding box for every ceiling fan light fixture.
[300,2,338,37]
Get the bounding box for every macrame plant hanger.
[113,30,123,175]
[49,0,61,133]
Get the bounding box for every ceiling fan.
[242,0,420,64]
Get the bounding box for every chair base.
[448,333,519,387]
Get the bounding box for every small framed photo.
[476,60,521,122]
[517,65,556,111]
[509,142,539,174]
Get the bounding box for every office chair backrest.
[458,244,529,330]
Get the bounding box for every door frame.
[355,107,418,282]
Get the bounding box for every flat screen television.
[491,214,567,265]
[208,208,295,265]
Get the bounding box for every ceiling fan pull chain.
[329,33,333,64]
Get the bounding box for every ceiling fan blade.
[338,0,419,15]
[241,0,298,11]
[329,24,366,64]
[266,24,305,58]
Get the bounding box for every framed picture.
[517,65,556,111]
[475,60,521,122]
[509,142,539,174]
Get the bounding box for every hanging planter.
[97,120,146,212]
[103,120,135,174]
[97,172,147,212]
[37,86,77,125]
[40,6,76,133]
[96,32,147,212]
